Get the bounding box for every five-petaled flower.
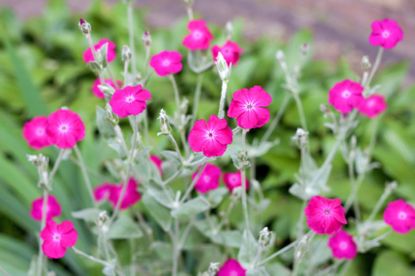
[183,20,213,51]
[30,195,62,221]
[109,85,152,118]
[23,116,51,150]
[188,115,233,157]
[223,171,249,193]
[83,38,117,63]
[150,50,183,77]
[328,80,364,114]
[228,86,272,129]
[193,163,221,194]
[47,109,86,149]
[328,230,358,260]
[217,259,246,276]
[369,18,404,49]
[305,196,347,235]
[384,199,415,234]
[40,220,78,259]
[357,94,387,118]
[212,40,242,66]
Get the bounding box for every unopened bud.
[158,109,170,136]
[292,128,308,148]
[259,227,274,248]
[215,52,231,82]
[275,50,285,62]
[301,43,309,56]
[361,55,371,71]
[142,31,152,47]
[225,21,233,39]
[207,262,220,276]
[79,18,91,34]
[122,45,132,62]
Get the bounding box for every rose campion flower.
[227,86,272,129]
[193,163,221,194]
[188,115,233,157]
[357,94,387,118]
[40,220,78,259]
[212,40,242,66]
[92,78,117,99]
[94,183,116,202]
[383,199,415,234]
[305,196,347,235]
[150,50,183,77]
[23,116,51,150]
[109,85,151,118]
[328,230,358,260]
[328,80,364,114]
[47,109,86,149]
[218,259,246,276]
[150,155,163,175]
[83,38,116,63]
[369,19,404,49]
[223,171,249,192]
[182,20,213,51]
[30,195,62,221]
[109,178,142,210]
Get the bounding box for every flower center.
[230,175,239,184]
[206,130,216,140]
[162,59,171,67]
[192,30,203,40]
[58,124,70,134]
[342,90,351,99]
[35,128,45,136]
[245,101,256,111]
[203,175,211,183]
[52,232,62,242]
[125,95,135,103]
[382,30,390,38]
[398,211,407,220]
[323,208,332,216]
[339,241,348,250]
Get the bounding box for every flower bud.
[78,18,91,34]
[361,55,371,71]
[207,262,220,276]
[292,128,308,148]
[142,31,152,48]
[158,109,171,136]
[258,227,274,248]
[225,21,233,39]
[122,45,132,62]
[215,52,231,82]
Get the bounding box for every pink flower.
[94,183,116,202]
[109,178,142,210]
[218,259,246,276]
[150,155,163,175]
[328,80,364,114]
[212,40,242,66]
[109,85,151,118]
[223,171,249,192]
[369,19,404,49]
[30,195,62,221]
[23,116,51,150]
[92,78,118,99]
[357,94,387,118]
[83,38,116,63]
[328,230,358,260]
[193,163,221,194]
[188,115,233,157]
[227,86,272,129]
[40,220,78,259]
[150,50,183,77]
[47,109,86,149]
[383,199,415,234]
[183,20,213,51]
[305,196,347,235]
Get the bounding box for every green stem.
[169,75,181,108]
[73,247,108,266]
[292,92,308,131]
[241,130,251,232]
[365,48,384,88]
[191,74,203,127]
[261,94,291,143]
[180,162,208,204]
[74,146,97,207]
[257,241,298,267]
[127,1,137,76]
[218,80,229,119]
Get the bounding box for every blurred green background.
[0,0,414,275]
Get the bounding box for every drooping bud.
[78,18,91,34]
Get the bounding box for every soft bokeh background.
[0,0,414,275]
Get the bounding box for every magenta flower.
[150,155,163,175]
[383,199,415,234]
[217,259,246,276]
[328,80,364,114]
[228,86,272,129]
[83,38,116,63]
[30,195,62,222]
[92,78,118,99]
[305,196,347,235]
[23,116,51,150]
[182,20,213,51]
[40,220,78,259]
[223,171,249,193]
[369,19,404,49]
[94,183,116,202]
[328,230,357,260]
[188,115,233,157]
[109,85,151,118]
[47,109,85,149]
[150,50,183,77]
[357,94,387,118]
[212,40,242,66]
[109,178,142,210]
[193,163,221,194]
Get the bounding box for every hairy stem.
[218,80,229,119]
[74,146,97,207]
